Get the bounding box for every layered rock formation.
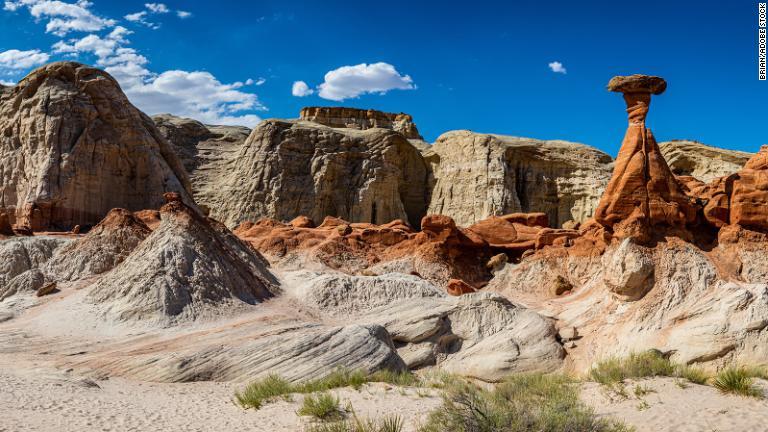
[594,75,697,242]
[213,119,430,228]
[659,140,753,183]
[300,107,423,140]
[87,194,278,323]
[0,62,193,231]
[152,114,250,214]
[426,131,613,228]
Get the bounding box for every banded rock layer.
[426,131,613,228]
[0,62,192,231]
[213,119,430,228]
[659,140,753,183]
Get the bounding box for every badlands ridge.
[1,62,767,429]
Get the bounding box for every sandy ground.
[0,360,441,432]
[583,377,768,432]
[3,358,768,432]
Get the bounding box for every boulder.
[0,62,193,231]
[446,278,476,296]
[602,239,655,301]
[426,130,613,227]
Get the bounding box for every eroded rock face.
[87,196,278,323]
[0,62,193,231]
[213,119,429,228]
[594,75,697,242]
[152,114,250,214]
[0,237,69,300]
[659,140,753,183]
[300,106,423,140]
[427,131,613,228]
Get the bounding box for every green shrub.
[419,373,633,432]
[234,374,293,409]
[298,393,343,420]
[307,414,404,432]
[589,351,675,385]
[676,365,709,385]
[712,367,763,398]
[236,368,420,410]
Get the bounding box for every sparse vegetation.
[418,372,633,432]
[633,384,653,397]
[235,368,419,409]
[677,365,709,385]
[712,367,764,398]
[307,413,404,432]
[589,350,676,385]
[298,392,343,420]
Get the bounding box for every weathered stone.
[594,75,697,242]
[659,140,753,183]
[602,239,655,301]
[299,106,423,140]
[0,62,193,231]
[211,119,429,228]
[427,131,613,227]
[35,281,57,297]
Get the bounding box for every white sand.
[583,377,768,432]
[0,360,441,432]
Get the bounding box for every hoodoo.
[594,75,697,242]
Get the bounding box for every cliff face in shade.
[300,106,423,140]
[152,114,250,214]
[0,62,193,231]
[659,140,753,183]
[213,119,430,228]
[426,130,613,228]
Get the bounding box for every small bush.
[590,351,675,385]
[419,373,633,432]
[235,374,293,409]
[236,368,420,410]
[307,414,404,432]
[298,393,343,420]
[677,365,709,385]
[712,367,763,398]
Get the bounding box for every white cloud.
[124,10,145,21]
[144,2,168,13]
[254,77,266,86]
[548,61,567,74]
[291,80,313,97]
[4,0,262,126]
[176,10,191,19]
[0,48,50,70]
[4,0,116,36]
[316,62,414,101]
[0,79,15,85]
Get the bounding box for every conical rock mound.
[595,75,697,241]
[0,62,193,231]
[45,209,151,282]
[87,195,278,323]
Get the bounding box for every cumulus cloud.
[4,0,262,126]
[4,0,116,36]
[0,48,50,70]
[291,80,313,97]
[314,62,414,101]
[548,61,567,74]
[176,10,191,19]
[144,2,168,13]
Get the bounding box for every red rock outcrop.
[594,75,697,242]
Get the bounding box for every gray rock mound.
[87,197,278,323]
[0,237,69,300]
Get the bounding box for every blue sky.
[0,0,765,156]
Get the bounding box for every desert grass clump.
[419,372,633,432]
[712,367,764,398]
[589,350,676,385]
[307,413,404,432]
[676,365,709,385]
[236,368,420,410]
[234,374,294,409]
[298,392,343,420]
